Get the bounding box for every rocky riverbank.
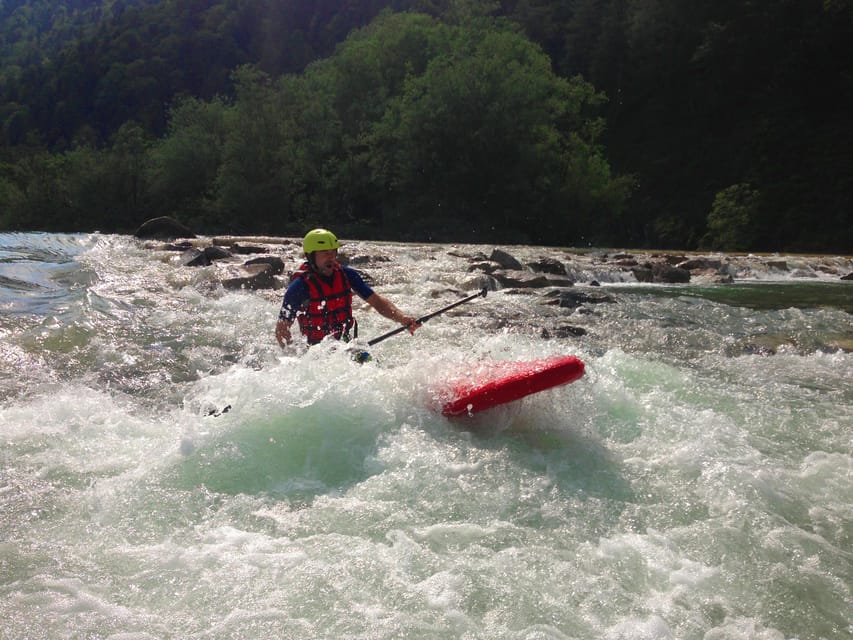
[132,217,853,355]
[135,225,853,293]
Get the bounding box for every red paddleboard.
[440,355,585,417]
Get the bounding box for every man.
[275,228,419,348]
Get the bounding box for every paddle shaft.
[367,288,488,346]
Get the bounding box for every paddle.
[366,287,488,347]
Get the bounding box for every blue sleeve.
[343,266,375,300]
[279,277,308,322]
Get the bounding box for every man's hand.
[275,319,292,348]
[399,314,420,335]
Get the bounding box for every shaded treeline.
[0,0,851,251]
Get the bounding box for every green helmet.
[302,228,340,254]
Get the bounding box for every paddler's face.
[312,249,338,276]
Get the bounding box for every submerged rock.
[543,290,616,309]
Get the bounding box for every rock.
[155,241,194,251]
[222,264,279,290]
[527,257,567,275]
[134,216,195,240]
[229,243,267,255]
[181,248,210,267]
[651,262,691,283]
[841,272,853,281]
[631,267,654,282]
[677,258,722,271]
[738,334,798,356]
[546,274,575,287]
[181,245,232,267]
[204,245,232,261]
[690,269,734,284]
[468,261,501,274]
[491,271,550,288]
[543,290,615,309]
[541,325,587,339]
[489,248,525,270]
[244,256,284,275]
[492,271,574,288]
[461,275,498,291]
[765,260,788,271]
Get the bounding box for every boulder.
[543,290,615,309]
[244,256,284,275]
[222,264,280,290]
[204,245,232,261]
[230,243,268,255]
[181,248,210,267]
[527,257,568,275]
[492,271,574,288]
[631,267,654,282]
[467,261,502,274]
[677,258,722,271]
[651,262,691,283]
[134,216,195,240]
[489,248,525,270]
[181,245,232,267]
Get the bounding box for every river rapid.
[1,232,851,639]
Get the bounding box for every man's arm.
[275,278,307,348]
[365,293,420,334]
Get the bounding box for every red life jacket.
[290,261,355,344]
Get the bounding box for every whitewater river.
[1,232,851,639]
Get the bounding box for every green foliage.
[704,183,760,251]
[0,0,850,251]
[283,11,627,243]
[147,96,229,227]
[212,67,300,234]
[0,149,69,230]
[368,18,621,241]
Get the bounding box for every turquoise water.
[1,233,851,639]
[606,281,853,314]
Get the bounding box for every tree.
[147,96,229,229]
[704,183,759,251]
[363,14,628,242]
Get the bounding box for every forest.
[0,0,851,251]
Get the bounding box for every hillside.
[1,0,851,252]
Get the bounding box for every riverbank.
[142,233,853,292]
